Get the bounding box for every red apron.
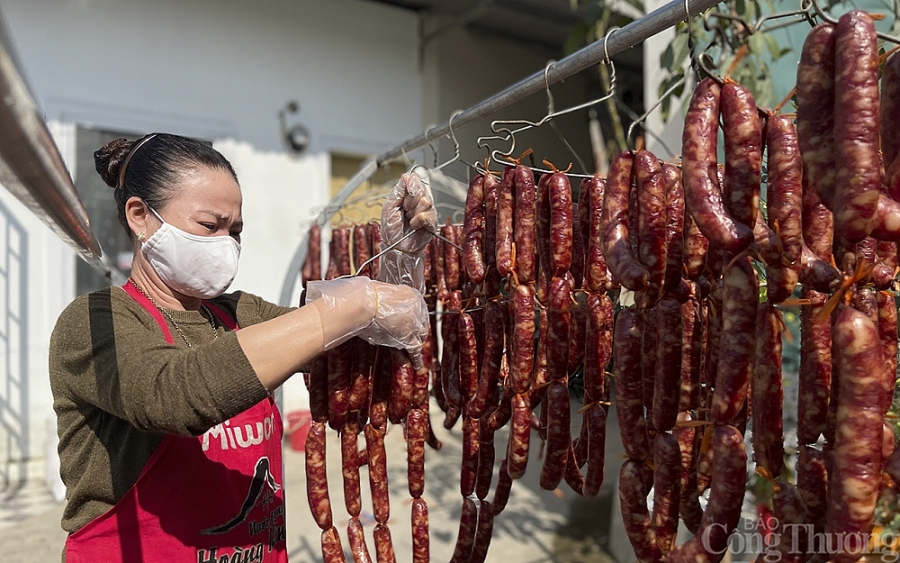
[65,284,288,563]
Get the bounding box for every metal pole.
[279,0,719,305]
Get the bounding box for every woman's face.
[146,166,243,242]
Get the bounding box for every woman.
[49,133,433,562]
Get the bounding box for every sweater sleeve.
[49,289,270,437]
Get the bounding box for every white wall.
[0,0,425,473]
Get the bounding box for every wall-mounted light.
[279,100,310,155]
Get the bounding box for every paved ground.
[0,399,623,563]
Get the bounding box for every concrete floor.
[0,398,622,563]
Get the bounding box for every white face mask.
[141,207,241,299]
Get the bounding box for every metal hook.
[543,59,557,116]
[431,110,464,172]
[625,74,687,149]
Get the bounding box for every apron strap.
[122,280,175,345]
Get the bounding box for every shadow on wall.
[0,198,29,493]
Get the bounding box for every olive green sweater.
[48,286,294,537]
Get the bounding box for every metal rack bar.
[279,0,719,305]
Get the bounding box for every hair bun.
[94,138,133,188]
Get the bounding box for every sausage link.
[614,308,651,461]
[674,417,702,534]
[563,440,585,495]
[641,307,657,417]
[496,167,515,277]
[354,224,372,278]
[443,405,461,431]
[532,306,550,392]
[797,24,837,207]
[601,151,650,290]
[348,518,374,563]
[507,393,532,479]
[695,426,713,495]
[799,242,841,293]
[583,292,613,404]
[308,354,330,423]
[711,257,758,424]
[367,221,382,282]
[582,404,607,497]
[832,11,881,243]
[752,302,784,477]
[448,498,478,563]
[885,52,900,173]
[411,498,429,563]
[305,223,322,283]
[878,290,898,414]
[667,425,748,563]
[570,201,585,289]
[765,115,802,303]
[852,286,878,328]
[514,165,537,283]
[469,500,495,563]
[660,164,686,294]
[802,183,834,266]
[683,212,709,280]
[539,379,571,490]
[342,421,363,518]
[509,283,536,394]
[406,408,426,499]
[653,297,682,431]
[635,149,668,306]
[457,311,479,402]
[364,424,390,524]
[322,526,348,563]
[797,445,829,541]
[871,241,896,290]
[567,291,587,374]
[334,226,352,277]
[548,171,573,277]
[680,287,702,411]
[547,276,571,382]
[387,349,415,425]
[327,343,353,430]
[492,459,513,515]
[463,173,487,284]
[460,415,481,497]
[537,173,552,302]
[618,459,661,563]
[652,432,682,555]
[306,421,333,530]
[485,385,513,433]
[442,220,461,291]
[440,291,464,408]
[721,79,762,229]
[682,78,753,252]
[349,340,374,415]
[469,299,504,418]
[373,523,397,563]
[768,481,807,563]
[475,423,496,500]
[583,176,611,292]
[826,305,886,563]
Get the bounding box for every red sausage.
[878,291,898,414]
[469,500,495,563]
[367,221,382,281]
[797,24,837,207]
[368,347,392,431]
[653,297,682,431]
[797,445,828,539]
[342,421,363,518]
[475,423,496,500]
[460,415,481,497]
[546,276,571,382]
[667,425,748,563]
[682,78,753,252]
[306,421,333,530]
[674,416,702,534]
[333,226,352,277]
[308,354,330,423]
[440,291,464,408]
[583,292,613,404]
[536,173,552,302]
[601,151,650,290]
[464,173,487,284]
[682,212,709,281]
[567,291,587,375]
[662,163,685,292]
[348,518,374,563]
[582,404,607,497]
[349,340,374,415]
[652,432,682,555]
[548,171,573,277]
[752,302,784,477]
[469,299,504,418]
[539,380,571,490]
[442,220,461,291]
[711,257,758,424]
[448,498,478,563]
[457,312,479,402]
[327,345,352,430]
[406,408,426,499]
[508,283,536,394]
[680,287,702,411]
[496,167,515,277]
[883,52,900,170]
[492,459,513,515]
[411,498,429,563]
[832,11,881,243]
[373,523,397,563]
[721,79,762,229]
[506,393,532,479]
[514,165,537,283]
[640,307,657,416]
[765,114,802,303]
[305,223,322,283]
[388,348,415,425]
[583,175,611,292]
[614,308,651,461]
[321,526,348,563]
[364,424,390,524]
[826,305,886,563]
[618,459,661,563]
[768,481,807,563]
[354,224,371,278]
[634,149,668,306]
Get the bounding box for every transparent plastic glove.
[305,277,429,369]
[377,171,437,293]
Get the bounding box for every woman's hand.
[306,277,429,368]
[378,172,437,292]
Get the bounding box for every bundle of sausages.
[299,9,900,562]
